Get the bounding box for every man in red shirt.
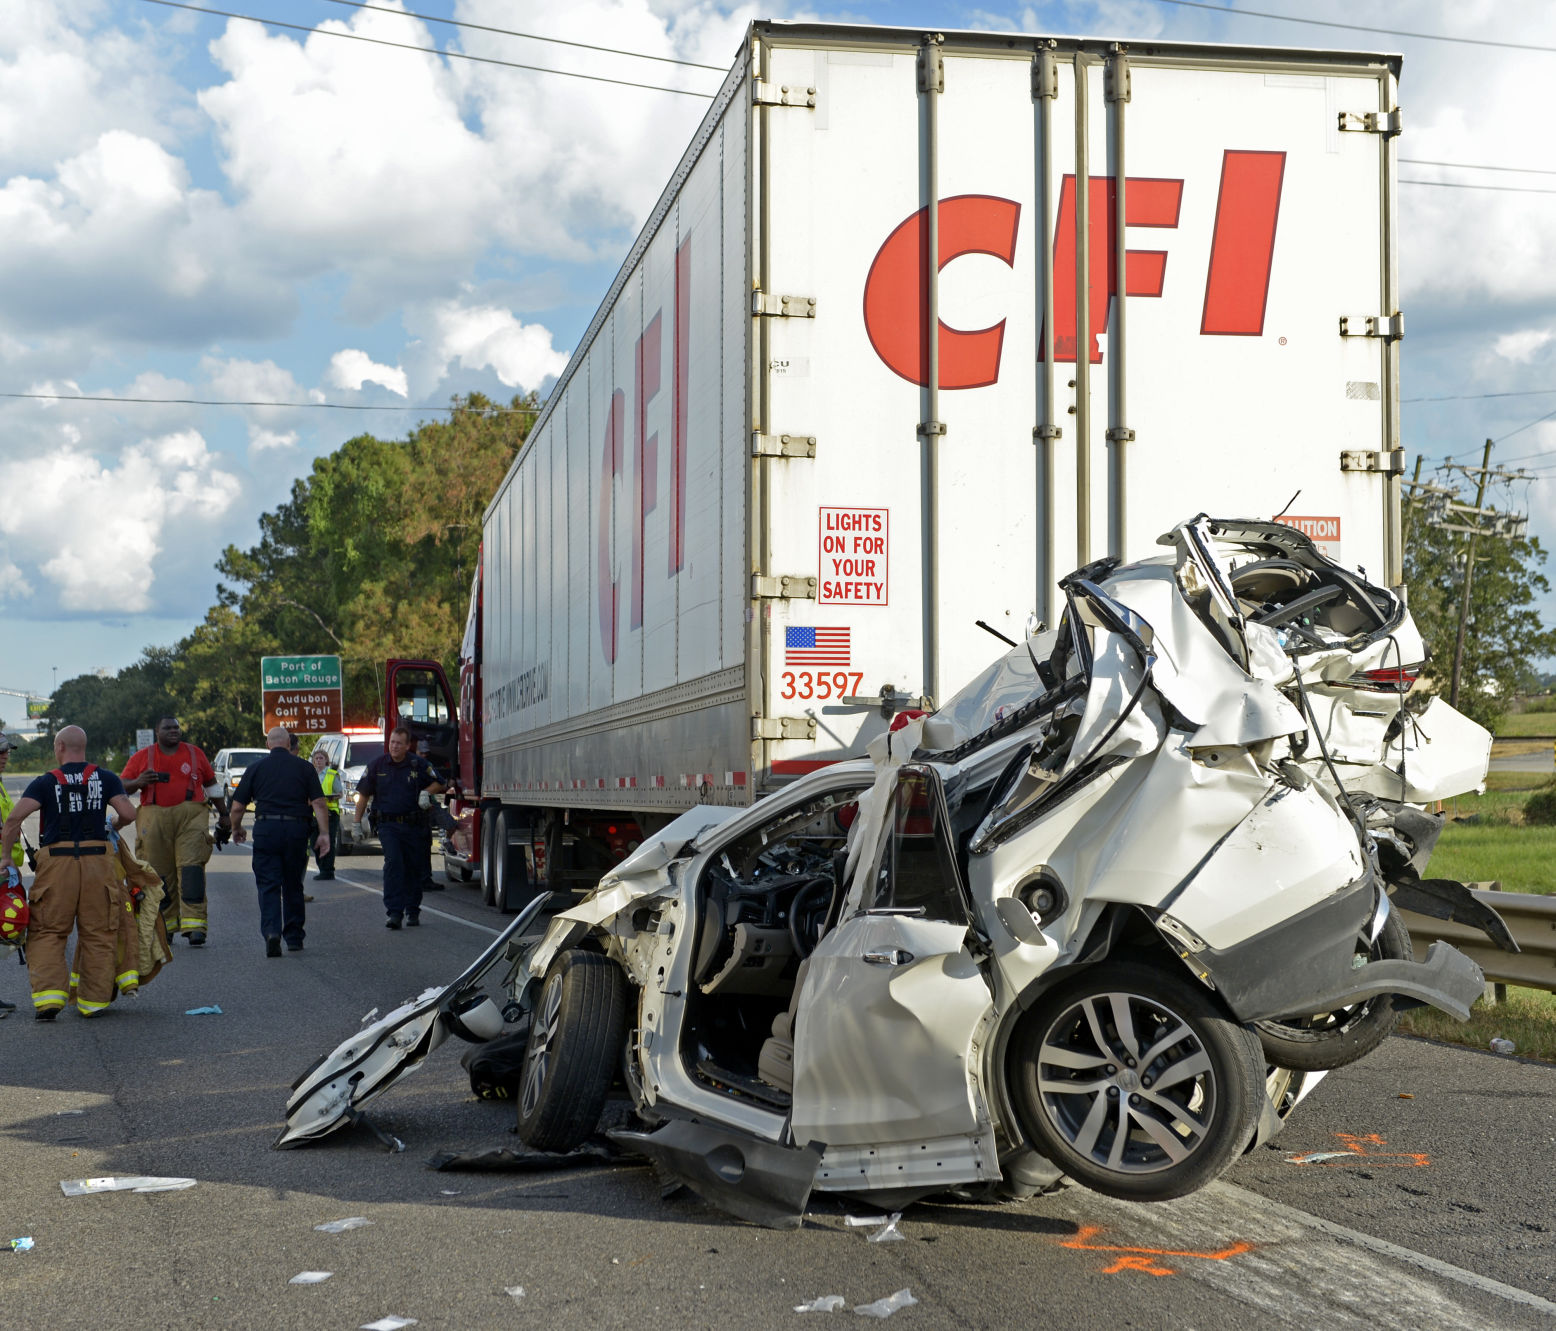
[121,717,230,946]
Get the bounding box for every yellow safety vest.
[0,783,21,869]
[320,767,340,814]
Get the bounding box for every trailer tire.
[480,809,498,909]
[492,808,535,915]
[515,950,628,1152]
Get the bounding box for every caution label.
[1274,514,1340,559]
[818,507,889,605]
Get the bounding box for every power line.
[316,0,725,71]
[1150,0,1556,55]
[1406,389,1556,404]
[136,0,716,98]
[1400,178,1556,196]
[1402,159,1556,177]
[0,391,540,414]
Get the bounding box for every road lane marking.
[1221,1182,1556,1317]
[332,871,500,936]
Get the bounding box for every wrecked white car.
[281,518,1511,1225]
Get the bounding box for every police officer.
[0,726,139,1020]
[355,724,443,930]
[229,727,329,958]
[311,748,340,881]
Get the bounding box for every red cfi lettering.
[1044,175,1182,363]
[1201,150,1286,335]
[598,389,625,666]
[632,314,662,630]
[862,194,1021,389]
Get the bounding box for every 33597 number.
[780,671,865,701]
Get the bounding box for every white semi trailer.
[390,20,1407,909]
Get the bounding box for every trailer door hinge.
[752,81,816,108]
[753,715,817,741]
[1338,107,1402,136]
[1104,50,1131,103]
[1339,312,1404,341]
[752,432,817,458]
[1340,449,1406,475]
[918,38,945,94]
[751,574,817,600]
[753,291,817,318]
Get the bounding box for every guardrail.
[1399,884,1556,993]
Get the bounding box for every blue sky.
[4,0,1556,708]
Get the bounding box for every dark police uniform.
[233,748,324,949]
[358,752,438,925]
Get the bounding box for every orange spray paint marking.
[1287,1132,1430,1168]
[1060,1224,1255,1276]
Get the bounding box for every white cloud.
[249,428,299,452]
[1493,329,1555,365]
[0,429,240,612]
[328,348,408,397]
[405,299,569,393]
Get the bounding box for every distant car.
[213,748,269,798]
[311,730,387,853]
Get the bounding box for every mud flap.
[607,1120,823,1230]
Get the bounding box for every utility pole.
[1449,439,1494,709]
[1402,454,1423,550]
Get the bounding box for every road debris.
[54,1109,84,1116]
[794,1295,846,1312]
[504,1286,526,1302]
[360,1319,418,1331]
[853,1289,918,1318]
[288,1271,333,1284]
[7,1237,34,1253]
[61,1176,197,1195]
[314,1216,374,1233]
[184,1005,223,1016]
[1284,1151,1355,1166]
[1490,1037,1516,1055]
[1398,1093,1415,1099]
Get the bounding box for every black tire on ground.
[480,809,498,909]
[1008,961,1264,1202]
[515,950,629,1152]
[1254,909,1411,1072]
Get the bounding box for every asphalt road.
[1,826,1554,1329]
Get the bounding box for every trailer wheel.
[480,809,498,908]
[492,808,536,915]
[516,950,628,1152]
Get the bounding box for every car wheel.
[480,810,497,908]
[515,950,628,1152]
[1008,962,1263,1202]
[1254,909,1410,1073]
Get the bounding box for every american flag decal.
[785,626,851,666]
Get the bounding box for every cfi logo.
[862,151,1286,388]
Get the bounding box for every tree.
[1404,499,1556,731]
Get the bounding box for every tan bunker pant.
[28,842,129,1016]
[135,801,213,935]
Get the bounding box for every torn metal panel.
[608,1120,823,1230]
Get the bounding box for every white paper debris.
[866,1215,904,1243]
[439,1190,462,1196]
[794,1295,846,1312]
[504,1286,526,1301]
[360,1319,418,1331]
[288,1271,333,1285]
[61,1176,196,1196]
[54,1110,84,1116]
[854,1289,917,1319]
[315,1217,374,1233]
[1284,1151,1355,1165]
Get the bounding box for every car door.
[789,764,994,1147]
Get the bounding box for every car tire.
[515,950,628,1153]
[1008,962,1263,1202]
[480,810,498,909]
[1254,909,1410,1072]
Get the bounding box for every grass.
[1427,771,1556,895]
[1398,986,1556,1064]
[1492,712,1556,738]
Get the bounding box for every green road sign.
[261,656,343,689]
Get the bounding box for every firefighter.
[311,748,340,881]
[0,734,23,1013]
[120,717,229,946]
[0,726,138,1020]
